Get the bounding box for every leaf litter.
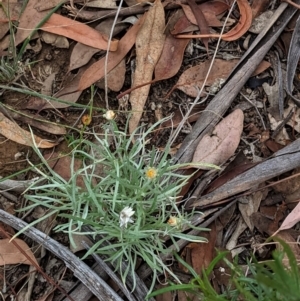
[1,0,300,299]
[128,0,165,134]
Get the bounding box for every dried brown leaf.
[181,1,228,28]
[172,14,195,35]
[0,238,38,266]
[68,19,127,72]
[129,0,165,134]
[45,152,85,188]
[96,59,126,92]
[42,14,118,51]
[26,63,92,110]
[154,10,190,81]
[34,0,66,12]
[1,107,66,135]
[238,191,264,231]
[192,109,244,168]
[0,112,56,148]
[251,0,270,19]
[0,2,21,40]
[176,0,252,42]
[0,1,117,52]
[176,59,239,97]
[175,59,270,97]
[84,0,117,8]
[69,42,102,72]
[181,4,223,27]
[0,0,46,50]
[186,0,210,52]
[252,60,271,76]
[77,16,145,91]
[186,223,216,275]
[273,202,300,236]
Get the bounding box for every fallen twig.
[0,209,124,301]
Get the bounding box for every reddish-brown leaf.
[172,13,195,35]
[154,10,190,81]
[185,223,217,275]
[176,0,253,42]
[77,16,145,91]
[181,4,223,28]
[186,0,210,52]
[68,19,127,72]
[41,13,118,51]
[173,1,228,35]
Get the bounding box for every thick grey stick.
[0,209,124,301]
[190,138,300,208]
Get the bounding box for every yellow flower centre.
[145,167,157,179]
[167,216,178,226]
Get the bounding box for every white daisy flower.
[119,206,135,228]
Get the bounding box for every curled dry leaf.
[77,16,145,91]
[0,238,38,266]
[192,109,244,168]
[175,0,252,42]
[129,0,165,134]
[0,112,56,148]
[180,1,228,28]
